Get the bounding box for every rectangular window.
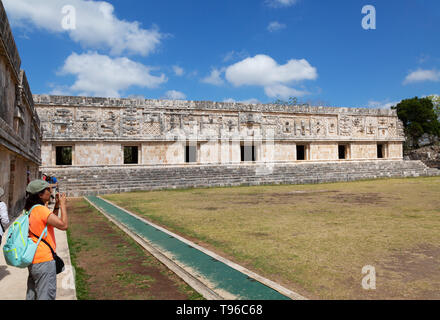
[377,144,384,159]
[296,145,305,161]
[56,146,72,166]
[338,145,347,160]
[185,145,197,163]
[124,146,139,164]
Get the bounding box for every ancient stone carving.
[312,117,327,136]
[224,117,237,133]
[53,108,73,136]
[363,117,378,137]
[377,117,389,138]
[122,106,140,136]
[327,118,337,135]
[34,95,406,143]
[397,120,405,137]
[182,114,199,135]
[279,118,294,135]
[300,120,306,136]
[142,111,162,136]
[99,110,118,136]
[77,110,95,132]
[339,115,352,136]
[284,120,292,134]
[239,113,262,125]
[352,117,365,133]
[378,117,388,126]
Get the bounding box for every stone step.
[43,160,440,196]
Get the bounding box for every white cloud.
[403,68,440,84]
[3,0,164,56]
[226,55,317,86]
[58,52,167,97]
[267,21,286,32]
[224,54,317,99]
[418,54,430,64]
[367,100,399,109]
[172,65,184,76]
[222,50,249,63]
[265,0,299,8]
[264,84,308,98]
[201,68,225,86]
[223,98,260,104]
[47,83,71,96]
[164,90,186,100]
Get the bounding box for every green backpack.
[3,205,48,268]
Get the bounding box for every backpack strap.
[28,205,48,247]
[30,230,55,256]
[27,204,44,217]
[28,203,53,255]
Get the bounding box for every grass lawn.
[66,199,204,300]
[103,176,440,299]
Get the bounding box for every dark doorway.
[241,145,256,162]
[124,146,138,164]
[185,145,197,163]
[377,144,384,159]
[296,145,305,161]
[338,145,346,160]
[56,146,72,166]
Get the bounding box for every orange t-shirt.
[28,205,56,264]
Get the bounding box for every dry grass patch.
[67,199,203,300]
[103,176,440,299]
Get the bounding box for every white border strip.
[95,196,308,300]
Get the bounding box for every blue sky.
[3,0,439,108]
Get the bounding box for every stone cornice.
[33,94,398,117]
[0,117,41,165]
[0,0,21,80]
[19,71,41,135]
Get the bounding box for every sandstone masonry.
[34,94,437,197]
[35,94,405,168]
[0,1,42,218]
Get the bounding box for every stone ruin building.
[34,95,439,197]
[0,1,41,218]
[35,95,406,168]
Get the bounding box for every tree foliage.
[426,95,440,120]
[392,97,440,148]
[273,97,309,107]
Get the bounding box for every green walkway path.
[85,196,291,300]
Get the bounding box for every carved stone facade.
[34,95,405,168]
[0,1,42,218]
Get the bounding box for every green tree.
[273,97,309,107]
[426,95,440,120]
[392,97,440,149]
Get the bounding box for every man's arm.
[0,202,9,226]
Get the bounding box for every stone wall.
[35,94,405,167]
[42,160,440,197]
[0,1,41,219]
[405,145,440,169]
